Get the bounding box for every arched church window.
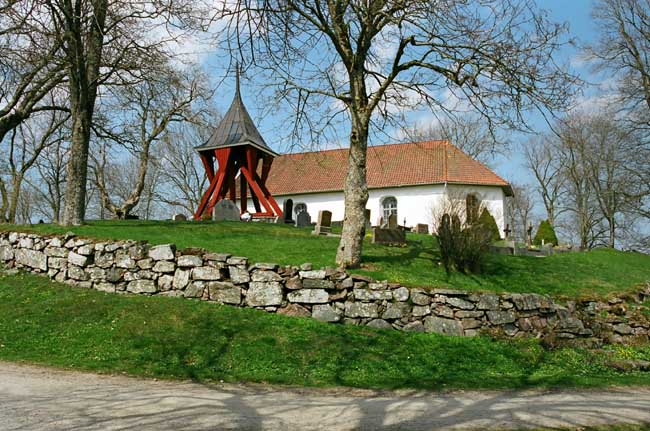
[294,203,307,215]
[381,196,398,222]
[466,194,480,224]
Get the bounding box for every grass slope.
[2,220,650,296]
[1,272,650,390]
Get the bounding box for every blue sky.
[203,0,602,203]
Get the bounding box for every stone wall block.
[226,256,248,266]
[476,294,500,310]
[393,287,409,302]
[173,269,191,289]
[246,282,283,307]
[288,289,329,304]
[412,292,431,306]
[115,253,136,269]
[152,260,176,273]
[344,302,379,318]
[0,245,13,261]
[353,288,392,302]
[446,297,475,310]
[148,244,176,261]
[303,279,335,290]
[192,266,222,281]
[487,310,517,325]
[15,248,47,271]
[424,316,464,336]
[184,281,206,298]
[299,270,326,279]
[229,266,250,284]
[68,266,89,281]
[251,270,283,282]
[178,255,203,268]
[382,302,411,320]
[127,279,157,294]
[208,281,241,304]
[312,304,342,322]
[45,247,68,258]
[67,251,90,267]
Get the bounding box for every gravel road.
[1,361,650,430]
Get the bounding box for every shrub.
[476,208,501,242]
[533,220,559,246]
[437,212,492,274]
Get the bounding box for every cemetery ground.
[2,270,650,393]
[1,219,649,298]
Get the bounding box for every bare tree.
[45,0,203,225]
[524,135,566,225]
[31,137,69,223]
[506,182,536,242]
[0,109,67,223]
[400,115,504,164]
[218,0,578,268]
[590,0,650,129]
[0,1,66,145]
[91,69,204,219]
[155,114,216,216]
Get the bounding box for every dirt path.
[1,362,650,430]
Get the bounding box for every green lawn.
[1,271,650,391]
[2,220,650,297]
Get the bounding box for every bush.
[533,220,559,246]
[476,208,501,242]
[437,213,492,274]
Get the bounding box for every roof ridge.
[280,140,450,157]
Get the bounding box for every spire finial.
[235,62,241,97]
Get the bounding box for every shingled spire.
[196,65,277,156]
[193,65,282,221]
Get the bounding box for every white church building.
[262,140,513,235]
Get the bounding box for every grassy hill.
[2,220,649,297]
[1,272,649,391]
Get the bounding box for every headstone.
[282,199,294,224]
[172,214,187,222]
[213,199,240,222]
[388,214,398,229]
[372,227,406,245]
[364,209,371,229]
[504,224,512,239]
[295,210,311,228]
[415,223,429,234]
[312,210,332,235]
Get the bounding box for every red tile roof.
[265,140,513,196]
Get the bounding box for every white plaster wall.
[247,183,508,238]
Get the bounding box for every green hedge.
[533,220,559,246]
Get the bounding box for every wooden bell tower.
[193,69,282,220]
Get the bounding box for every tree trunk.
[63,114,90,225]
[7,174,24,224]
[336,114,370,268]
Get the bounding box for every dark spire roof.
[196,66,277,156]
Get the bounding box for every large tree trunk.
[63,114,90,225]
[336,113,370,268]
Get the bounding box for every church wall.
[257,183,507,237]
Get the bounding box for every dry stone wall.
[1,231,649,346]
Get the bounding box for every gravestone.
[213,199,241,222]
[172,214,187,222]
[415,223,429,234]
[388,214,398,229]
[526,223,533,247]
[372,227,406,245]
[312,210,332,235]
[282,199,294,224]
[295,210,311,228]
[503,224,512,239]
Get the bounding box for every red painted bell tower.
[193,69,282,220]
